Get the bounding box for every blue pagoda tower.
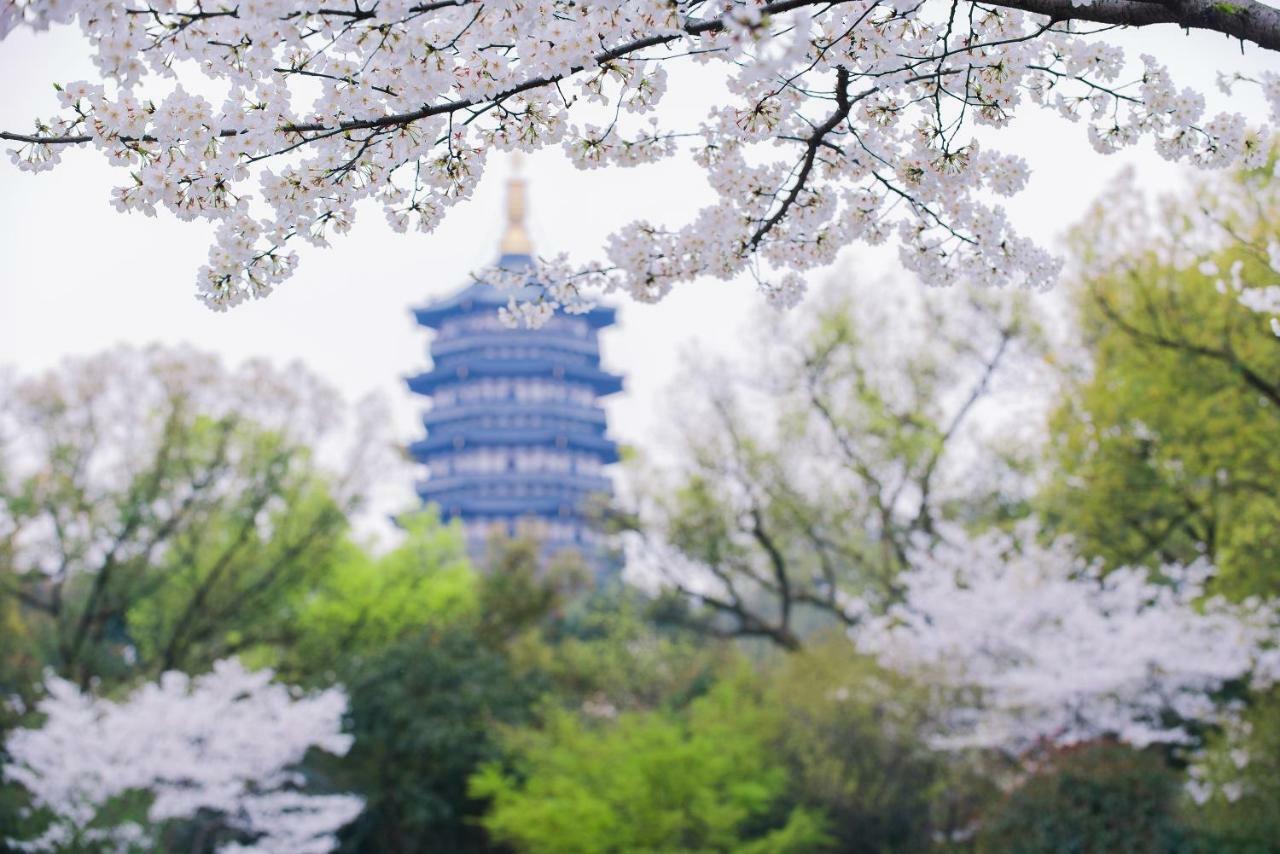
[406,168,622,573]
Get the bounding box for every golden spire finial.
[500,153,533,255]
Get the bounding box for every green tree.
[1035,155,1280,854]
[1189,688,1280,850]
[474,533,592,649]
[322,533,582,853]
[977,741,1192,854]
[275,509,477,682]
[1044,165,1280,598]
[336,627,545,854]
[0,347,372,691]
[521,587,732,715]
[764,635,995,851]
[471,675,829,854]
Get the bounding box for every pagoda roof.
[412,253,617,329]
[406,358,623,396]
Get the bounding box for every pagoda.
[406,166,622,575]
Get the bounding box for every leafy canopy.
[471,674,829,854]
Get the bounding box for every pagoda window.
[514,380,561,403]
[573,456,602,476]
[452,448,510,474]
[453,314,506,334]
[509,448,572,473]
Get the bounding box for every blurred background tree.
[619,281,1046,650]
[0,347,373,691]
[977,741,1192,854]
[335,627,543,853]
[1043,163,1280,599]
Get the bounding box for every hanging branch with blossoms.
[2,0,1278,315]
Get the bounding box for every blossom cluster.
[856,524,1280,755]
[3,1,1274,314]
[3,659,362,853]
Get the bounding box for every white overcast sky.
[0,21,1273,519]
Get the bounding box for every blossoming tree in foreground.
[4,659,363,853]
[1,1,1277,314]
[858,525,1280,757]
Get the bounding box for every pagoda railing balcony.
[434,350,597,372]
[409,428,620,461]
[412,281,617,330]
[424,494,600,517]
[421,400,608,428]
[426,418,609,442]
[407,359,623,396]
[415,471,613,497]
[430,332,603,358]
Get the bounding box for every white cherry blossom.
[857,524,1280,755]
[1,0,1277,316]
[4,659,362,853]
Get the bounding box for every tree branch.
[991,0,1280,50]
[1093,284,1280,408]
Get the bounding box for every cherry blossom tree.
[857,523,1280,755]
[4,658,363,853]
[1,1,1277,315]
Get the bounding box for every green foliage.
[123,469,348,679]
[0,349,360,689]
[337,627,545,854]
[1045,169,1280,598]
[475,534,591,648]
[471,675,829,854]
[977,741,1192,853]
[316,533,590,852]
[520,587,732,714]
[1191,688,1280,850]
[765,635,995,851]
[275,510,476,681]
